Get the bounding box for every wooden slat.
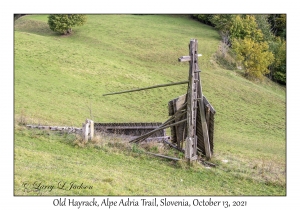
[185,39,198,160]
[196,99,215,156]
[178,56,191,62]
[130,119,187,143]
[145,152,181,161]
[203,95,216,114]
[194,46,211,159]
[103,81,188,96]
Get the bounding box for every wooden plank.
[203,95,216,114]
[192,39,199,160]
[145,152,181,161]
[103,81,188,96]
[162,139,185,153]
[194,54,211,159]
[168,94,187,146]
[185,39,198,160]
[98,126,163,130]
[178,55,202,62]
[90,120,94,140]
[94,122,163,127]
[178,55,191,62]
[198,98,211,159]
[176,94,187,110]
[130,119,187,143]
[205,104,210,131]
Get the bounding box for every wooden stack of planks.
[93,122,165,137]
[168,94,216,157]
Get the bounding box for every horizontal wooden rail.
[145,152,181,161]
[103,81,188,96]
[96,126,161,130]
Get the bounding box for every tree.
[48,14,87,35]
[193,14,286,84]
[210,14,236,45]
[230,15,263,42]
[191,14,214,26]
[254,14,274,42]
[14,14,26,21]
[268,37,286,84]
[232,38,274,80]
[268,14,286,40]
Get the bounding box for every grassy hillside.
[14,15,286,195]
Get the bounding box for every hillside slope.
[14,15,286,195]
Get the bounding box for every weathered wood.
[178,56,191,62]
[193,44,211,160]
[130,119,187,143]
[168,94,187,149]
[90,120,94,140]
[26,125,82,134]
[185,39,198,160]
[103,81,188,96]
[205,104,210,131]
[145,152,181,161]
[94,122,165,137]
[178,54,202,62]
[96,126,163,130]
[81,119,94,143]
[198,95,215,155]
[199,159,216,167]
[162,139,185,153]
[203,96,216,114]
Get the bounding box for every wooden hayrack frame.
[103,39,215,161]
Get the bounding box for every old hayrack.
[103,39,215,161]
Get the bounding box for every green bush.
[47,14,87,35]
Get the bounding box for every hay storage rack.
[103,39,215,161]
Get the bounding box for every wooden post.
[178,39,211,160]
[89,119,94,140]
[82,119,94,143]
[185,39,198,161]
[82,121,88,143]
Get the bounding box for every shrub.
[47,14,87,35]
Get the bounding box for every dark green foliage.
[209,15,236,46]
[210,14,236,32]
[254,14,274,42]
[47,14,87,35]
[191,14,214,26]
[14,14,26,21]
[268,38,286,84]
[268,14,286,40]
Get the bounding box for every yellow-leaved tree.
[232,38,274,80]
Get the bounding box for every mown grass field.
[14,14,286,195]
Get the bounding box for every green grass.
[14,126,284,195]
[14,14,286,195]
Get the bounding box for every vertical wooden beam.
[195,42,211,160]
[185,39,198,161]
[89,119,94,140]
[82,119,94,143]
[82,120,89,143]
[205,104,210,131]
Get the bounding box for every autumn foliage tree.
[230,15,274,80]
[48,14,87,35]
[193,14,286,84]
[232,38,274,80]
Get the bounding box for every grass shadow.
[14,17,57,37]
